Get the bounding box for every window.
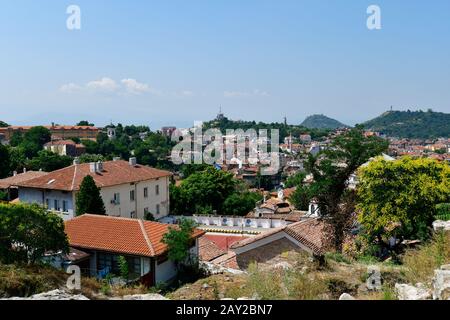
[144,207,149,214]
[155,185,159,196]
[113,193,120,204]
[143,187,148,198]
[156,204,160,215]
[54,199,60,211]
[62,200,68,213]
[130,211,136,218]
[130,190,135,201]
[45,198,50,208]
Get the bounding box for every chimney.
[113,157,121,161]
[129,157,137,166]
[23,167,27,173]
[97,161,103,172]
[89,162,97,173]
[13,171,17,176]
[73,157,80,165]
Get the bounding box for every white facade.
[18,175,170,221]
[101,176,170,220]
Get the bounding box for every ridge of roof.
[138,219,155,256]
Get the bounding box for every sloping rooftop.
[16,160,172,191]
[198,236,227,262]
[230,218,327,255]
[0,171,48,189]
[65,214,205,257]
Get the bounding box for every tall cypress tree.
[75,175,106,216]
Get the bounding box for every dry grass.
[402,231,450,285]
[0,264,67,298]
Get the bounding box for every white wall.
[92,176,170,220]
[155,259,177,284]
[19,187,75,221]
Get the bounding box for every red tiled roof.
[198,236,226,261]
[284,218,327,255]
[230,218,327,255]
[16,160,172,191]
[203,234,248,251]
[44,140,77,146]
[0,171,48,189]
[65,214,205,257]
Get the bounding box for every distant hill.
[300,114,348,130]
[0,121,8,127]
[363,110,450,138]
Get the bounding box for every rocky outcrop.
[121,294,168,300]
[3,289,89,300]
[339,293,356,300]
[432,220,450,232]
[432,264,450,300]
[395,283,431,300]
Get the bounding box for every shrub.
[402,231,450,284]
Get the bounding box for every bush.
[435,203,450,221]
[402,231,450,284]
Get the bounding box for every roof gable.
[65,214,205,257]
[16,160,172,191]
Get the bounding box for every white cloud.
[86,77,119,92]
[121,78,151,94]
[59,83,82,93]
[224,89,269,98]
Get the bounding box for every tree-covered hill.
[300,114,348,130]
[363,110,450,138]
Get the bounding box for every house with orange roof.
[15,158,172,221]
[64,214,205,286]
[208,218,328,270]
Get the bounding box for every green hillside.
[363,110,450,138]
[300,114,347,130]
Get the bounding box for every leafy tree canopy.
[357,157,450,243]
[162,218,197,267]
[306,126,389,251]
[0,203,69,264]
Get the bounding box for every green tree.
[170,167,236,214]
[285,172,306,188]
[20,126,51,158]
[289,184,314,211]
[118,256,129,280]
[26,150,72,172]
[307,126,388,251]
[0,203,69,264]
[222,192,262,216]
[75,175,106,216]
[0,144,10,178]
[162,218,197,268]
[357,157,450,245]
[77,120,95,126]
[0,120,8,127]
[9,131,23,147]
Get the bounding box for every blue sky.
[1,0,449,129]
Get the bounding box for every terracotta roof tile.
[230,218,327,256]
[0,171,48,189]
[17,160,172,191]
[65,214,205,257]
[284,218,327,255]
[198,236,226,262]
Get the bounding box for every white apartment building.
[16,158,172,221]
